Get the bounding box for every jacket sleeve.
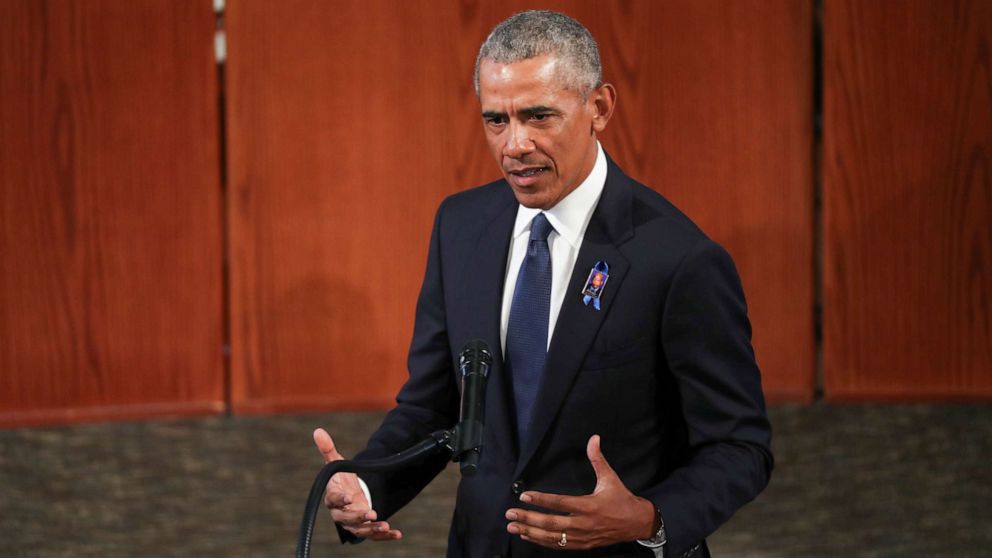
[340,198,460,541]
[642,238,773,557]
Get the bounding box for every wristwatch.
[637,507,667,552]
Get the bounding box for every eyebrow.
[520,106,557,116]
[481,106,559,119]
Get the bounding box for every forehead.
[478,55,578,109]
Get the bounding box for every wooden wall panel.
[225,1,490,412]
[0,1,224,426]
[226,0,813,412]
[823,0,992,399]
[587,1,815,402]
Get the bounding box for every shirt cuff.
[356,476,373,508]
[636,542,665,558]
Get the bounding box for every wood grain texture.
[823,0,992,400]
[586,0,815,402]
[0,1,224,426]
[225,1,491,412]
[226,0,814,412]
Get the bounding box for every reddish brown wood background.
[0,1,224,426]
[225,0,814,412]
[592,1,815,402]
[225,1,481,413]
[822,0,992,400]
[8,0,988,425]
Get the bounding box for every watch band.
[636,507,667,549]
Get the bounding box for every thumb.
[313,428,345,463]
[587,434,617,486]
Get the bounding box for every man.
[313,10,772,558]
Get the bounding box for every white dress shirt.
[500,142,607,354]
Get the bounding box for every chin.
[512,191,553,210]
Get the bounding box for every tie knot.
[529,213,554,241]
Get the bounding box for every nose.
[503,121,534,159]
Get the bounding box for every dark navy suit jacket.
[352,158,773,558]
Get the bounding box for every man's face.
[478,54,614,210]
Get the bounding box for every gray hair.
[473,10,602,98]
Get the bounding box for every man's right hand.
[312,428,402,541]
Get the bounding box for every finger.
[366,528,403,541]
[313,428,344,463]
[519,490,586,514]
[505,508,569,533]
[323,487,355,509]
[331,507,378,525]
[587,434,617,483]
[507,522,572,550]
[344,522,403,541]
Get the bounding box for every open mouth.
[510,167,548,177]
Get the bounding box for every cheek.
[542,141,565,172]
[485,136,503,159]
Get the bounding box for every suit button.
[511,480,525,494]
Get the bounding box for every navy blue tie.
[506,213,555,444]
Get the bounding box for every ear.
[590,83,617,133]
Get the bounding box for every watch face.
[653,509,666,544]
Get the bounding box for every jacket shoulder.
[620,171,713,250]
[434,178,513,230]
[440,178,508,210]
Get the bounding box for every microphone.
[454,339,492,476]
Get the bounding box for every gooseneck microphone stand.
[295,428,454,558]
[296,341,491,558]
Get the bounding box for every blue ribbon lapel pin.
[581,261,610,310]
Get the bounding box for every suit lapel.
[514,162,634,477]
[459,187,516,356]
[457,184,519,460]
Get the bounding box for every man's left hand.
[505,435,657,550]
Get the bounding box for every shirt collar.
[512,142,607,247]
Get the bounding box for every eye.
[530,113,550,121]
[484,115,507,127]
